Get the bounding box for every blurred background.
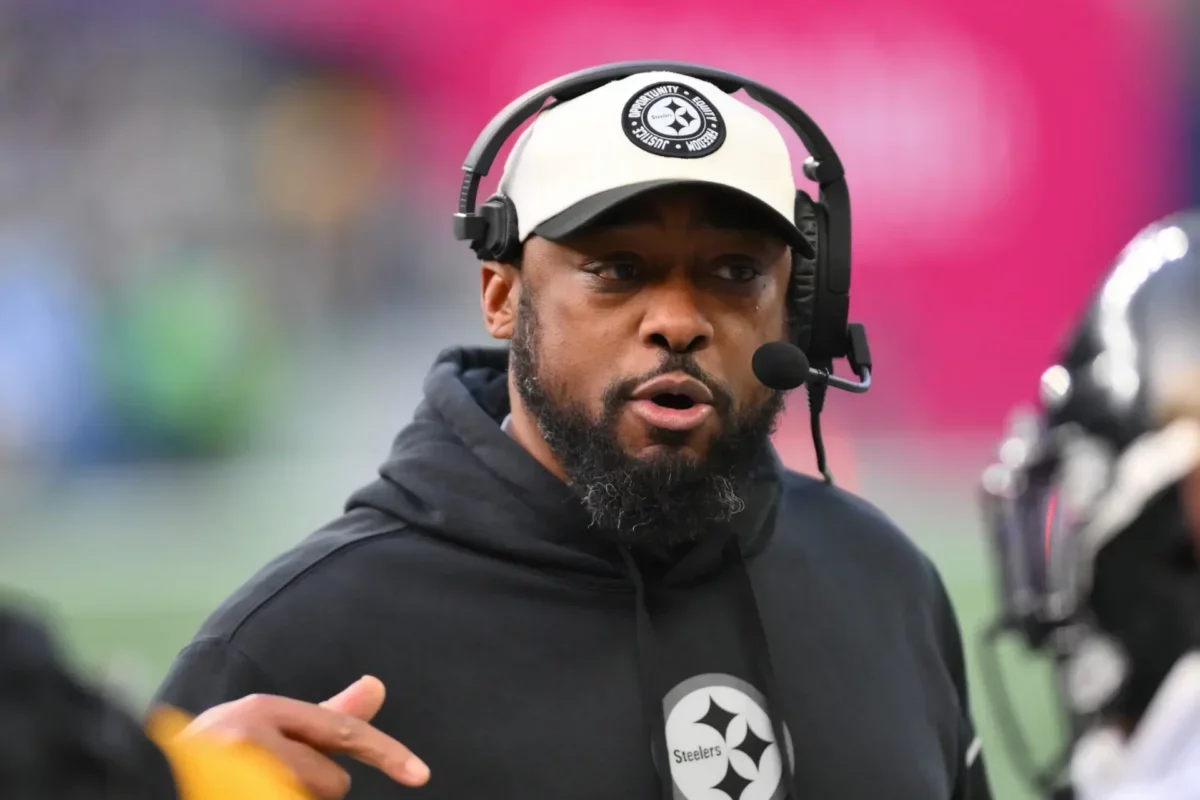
[0,0,1192,796]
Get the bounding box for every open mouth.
[651,393,698,410]
[629,386,715,432]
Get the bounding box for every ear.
[481,261,519,340]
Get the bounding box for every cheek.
[711,337,773,415]
[735,269,791,344]
[532,296,622,411]
[716,290,789,406]
[733,368,777,414]
[766,273,792,337]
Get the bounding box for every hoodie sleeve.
[153,637,279,716]
[932,570,994,800]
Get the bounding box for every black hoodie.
[155,347,992,800]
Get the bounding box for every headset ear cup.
[789,191,819,354]
[477,195,522,263]
[499,196,521,262]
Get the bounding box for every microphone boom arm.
[814,322,873,394]
[810,365,871,394]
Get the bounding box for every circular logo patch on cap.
[622,82,726,159]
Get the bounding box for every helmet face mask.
[981,412,1115,648]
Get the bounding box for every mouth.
[630,374,714,405]
[628,374,715,432]
[649,392,700,410]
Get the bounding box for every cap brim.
[531,179,815,260]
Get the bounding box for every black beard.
[509,287,784,549]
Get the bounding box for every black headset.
[452,60,860,369]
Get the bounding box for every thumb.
[321,675,386,721]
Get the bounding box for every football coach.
[154,62,993,800]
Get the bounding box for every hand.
[178,676,429,799]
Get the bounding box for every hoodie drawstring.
[618,544,676,800]
[728,539,802,800]
[621,541,802,800]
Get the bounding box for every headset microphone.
[752,324,873,395]
[752,326,873,487]
[752,341,811,391]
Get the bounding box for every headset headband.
[453,60,855,361]
[453,62,849,295]
[457,61,843,203]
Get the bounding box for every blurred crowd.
[0,0,438,474]
[0,0,1188,480]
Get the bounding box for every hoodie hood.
[348,346,783,588]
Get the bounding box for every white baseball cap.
[497,71,813,259]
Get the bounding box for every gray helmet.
[979,211,1200,794]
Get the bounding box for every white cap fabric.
[497,71,812,258]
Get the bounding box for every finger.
[320,675,386,721]
[262,731,354,800]
[270,700,430,786]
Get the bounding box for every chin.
[625,430,711,461]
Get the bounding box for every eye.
[712,262,763,283]
[587,258,642,282]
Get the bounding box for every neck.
[506,382,569,483]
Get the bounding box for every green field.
[0,447,1062,799]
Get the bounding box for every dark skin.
[480,188,793,482]
[176,676,428,798]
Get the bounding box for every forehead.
[582,185,788,241]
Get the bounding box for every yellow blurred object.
[145,706,313,800]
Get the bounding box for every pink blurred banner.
[210,0,1185,431]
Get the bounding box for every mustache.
[602,353,735,417]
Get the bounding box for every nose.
[639,280,713,355]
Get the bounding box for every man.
[979,212,1200,799]
[155,69,992,800]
